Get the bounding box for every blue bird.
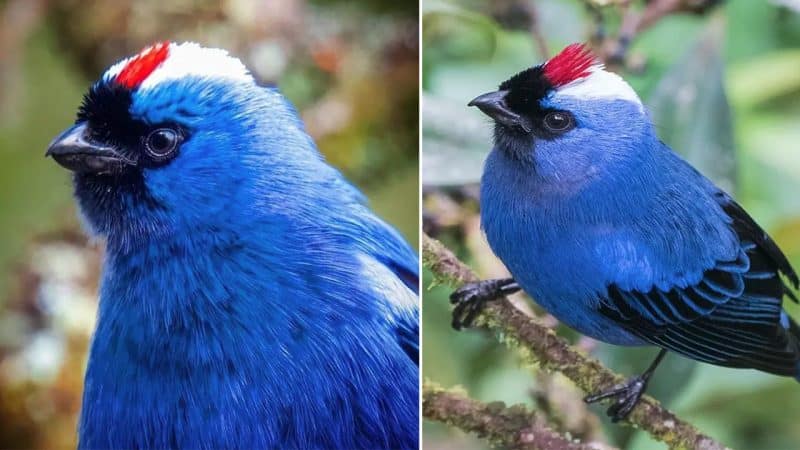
[46,42,419,449]
[457,43,800,421]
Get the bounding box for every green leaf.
[646,14,737,194]
[422,2,499,62]
[728,49,800,109]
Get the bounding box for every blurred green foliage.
[423,1,800,449]
[0,1,418,448]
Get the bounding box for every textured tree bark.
[423,380,613,450]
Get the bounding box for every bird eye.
[144,128,181,161]
[542,111,575,133]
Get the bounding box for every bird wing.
[380,254,419,365]
[359,214,419,365]
[383,246,419,365]
[393,306,419,365]
[598,192,799,376]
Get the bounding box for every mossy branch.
[422,233,731,450]
[423,380,613,450]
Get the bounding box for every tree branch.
[422,233,731,450]
[423,380,612,450]
[530,372,606,444]
[586,0,723,65]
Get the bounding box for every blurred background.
[422,0,800,449]
[0,0,418,448]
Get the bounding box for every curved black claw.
[449,278,520,330]
[584,375,648,422]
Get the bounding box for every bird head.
[48,42,324,250]
[470,44,653,182]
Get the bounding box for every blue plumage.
[466,44,800,419]
[48,42,418,449]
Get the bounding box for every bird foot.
[584,375,648,422]
[449,278,519,330]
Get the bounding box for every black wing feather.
[396,316,419,365]
[385,260,420,366]
[721,194,798,288]
[599,194,800,376]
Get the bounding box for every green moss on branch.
[423,380,610,450]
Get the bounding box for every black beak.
[468,90,530,132]
[46,123,134,174]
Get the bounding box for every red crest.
[543,44,599,88]
[115,41,171,89]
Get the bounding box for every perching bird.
[46,42,419,449]
[458,43,800,421]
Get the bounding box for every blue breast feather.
[80,206,420,450]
